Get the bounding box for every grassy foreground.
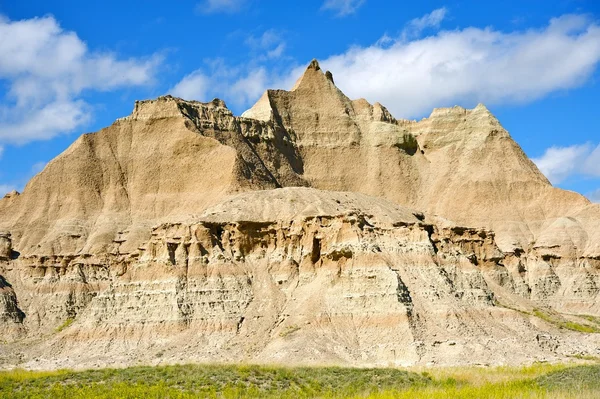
[1,362,599,398]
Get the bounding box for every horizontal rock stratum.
[1,60,599,369]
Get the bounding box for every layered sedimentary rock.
[243,59,427,207]
[243,61,595,254]
[0,97,305,257]
[409,104,592,253]
[2,188,598,369]
[1,60,600,369]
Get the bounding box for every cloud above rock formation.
[171,61,275,109]
[533,143,600,184]
[0,15,162,146]
[172,13,600,121]
[170,29,293,109]
[245,29,286,60]
[318,13,600,118]
[0,184,15,197]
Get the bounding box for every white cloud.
[317,13,600,118]
[170,28,293,109]
[171,12,600,120]
[0,15,161,146]
[0,184,16,197]
[170,64,277,110]
[588,189,600,203]
[583,144,600,176]
[321,0,365,17]
[0,146,3,160]
[532,144,594,184]
[0,100,91,144]
[532,142,600,185]
[196,0,246,14]
[171,72,209,101]
[31,161,47,175]
[267,44,286,59]
[403,7,447,38]
[245,29,286,60]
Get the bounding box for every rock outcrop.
[243,59,427,208]
[1,60,599,369]
[243,61,594,254]
[0,232,12,260]
[0,96,306,257]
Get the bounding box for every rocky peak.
[325,70,334,84]
[308,58,321,70]
[411,103,506,145]
[291,59,339,93]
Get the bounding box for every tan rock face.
[409,104,591,252]
[243,62,593,254]
[243,60,427,208]
[0,233,11,260]
[1,60,600,369]
[0,96,306,257]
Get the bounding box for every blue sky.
[0,0,599,200]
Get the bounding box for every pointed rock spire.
[325,70,334,84]
[291,59,339,92]
[473,103,491,113]
[308,58,321,70]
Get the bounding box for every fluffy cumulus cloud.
[532,143,600,184]
[170,72,210,102]
[321,0,365,17]
[196,0,247,14]
[170,30,292,109]
[0,15,161,146]
[319,13,600,118]
[171,61,277,109]
[171,12,600,120]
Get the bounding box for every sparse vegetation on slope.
[1,363,600,399]
[55,318,74,333]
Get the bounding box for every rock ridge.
[1,60,600,369]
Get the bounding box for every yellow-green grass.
[55,318,74,333]
[531,309,600,333]
[1,362,599,398]
[495,300,600,334]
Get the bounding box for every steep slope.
[0,96,307,337]
[409,105,591,252]
[243,60,428,207]
[0,96,306,257]
[244,60,593,254]
[0,59,599,369]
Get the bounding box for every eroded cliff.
[1,60,599,369]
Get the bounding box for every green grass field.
[1,362,599,398]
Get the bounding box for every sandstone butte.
[1,59,599,370]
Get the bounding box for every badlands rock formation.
[1,60,599,369]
